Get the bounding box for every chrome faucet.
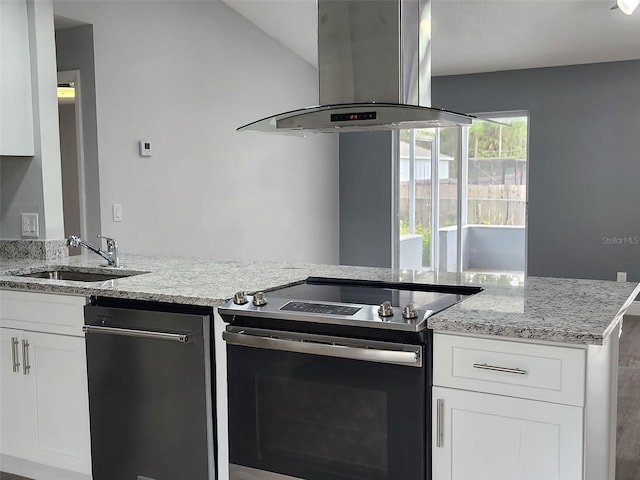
[67,235,120,268]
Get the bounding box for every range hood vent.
[238,0,474,134]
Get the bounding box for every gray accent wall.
[433,60,640,282]
[0,156,44,238]
[55,24,101,241]
[340,131,394,268]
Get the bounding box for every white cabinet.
[0,328,28,459]
[433,332,586,405]
[0,291,91,478]
[0,0,34,156]
[432,331,619,480]
[432,386,583,480]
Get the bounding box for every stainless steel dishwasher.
[84,297,216,480]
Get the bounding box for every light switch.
[112,203,123,222]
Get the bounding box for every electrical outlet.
[617,271,627,282]
[112,203,123,222]
[21,213,39,238]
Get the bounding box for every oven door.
[224,326,428,480]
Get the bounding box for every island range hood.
[237,0,474,134]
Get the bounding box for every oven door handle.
[222,329,422,367]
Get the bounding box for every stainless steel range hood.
[238,0,473,134]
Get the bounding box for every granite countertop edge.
[1,254,639,346]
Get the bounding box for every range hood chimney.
[238,0,473,134]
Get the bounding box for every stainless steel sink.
[17,268,143,282]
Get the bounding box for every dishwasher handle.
[223,327,422,367]
[83,325,192,343]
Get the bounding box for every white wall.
[30,0,66,239]
[1,0,65,240]
[53,0,339,264]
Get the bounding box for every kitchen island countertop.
[1,254,638,345]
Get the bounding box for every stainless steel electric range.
[218,277,481,480]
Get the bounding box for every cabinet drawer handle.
[22,339,30,375]
[473,362,526,375]
[11,337,20,373]
[436,398,444,448]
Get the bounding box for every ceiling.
[222,0,640,76]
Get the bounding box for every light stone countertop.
[1,254,638,345]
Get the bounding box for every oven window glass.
[227,343,427,480]
[256,376,388,476]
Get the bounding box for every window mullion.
[431,130,440,272]
[456,126,469,273]
[409,130,416,234]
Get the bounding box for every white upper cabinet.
[0,0,34,156]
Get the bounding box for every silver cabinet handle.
[22,339,30,375]
[223,327,422,367]
[11,337,20,373]
[83,325,192,343]
[473,362,527,375]
[436,398,444,448]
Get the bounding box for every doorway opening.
[57,70,86,254]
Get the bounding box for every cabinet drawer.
[434,333,586,406]
[0,290,87,336]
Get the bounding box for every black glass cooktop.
[269,277,482,314]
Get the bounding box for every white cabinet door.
[0,328,28,459]
[24,331,92,474]
[0,0,34,156]
[433,386,583,480]
[0,324,91,476]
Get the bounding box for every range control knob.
[252,291,267,307]
[232,291,248,305]
[402,303,419,320]
[378,301,394,318]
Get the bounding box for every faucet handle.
[96,235,120,267]
[96,235,117,247]
[67,235,81,247]
[96,235,118,253]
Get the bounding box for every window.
[397,113,528,274]
[398,129,436,270]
